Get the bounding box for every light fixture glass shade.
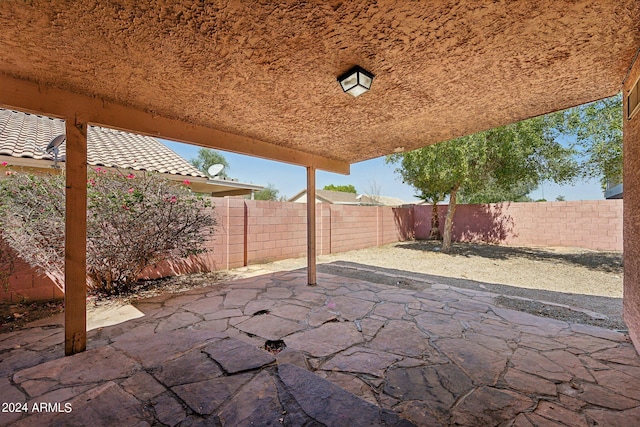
[348,85,369,97]
[340,74,358,92]
[337,66,375,97]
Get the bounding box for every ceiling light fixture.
[337,66,375,97]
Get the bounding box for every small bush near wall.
[0,166,216,296]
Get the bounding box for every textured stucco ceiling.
[0,0,638,166]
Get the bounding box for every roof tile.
[315,190,359,204]
[0,109,206,178]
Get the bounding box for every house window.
[629,77,640,120]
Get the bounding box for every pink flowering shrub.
[0,169,215,295]
[0,170,66,291]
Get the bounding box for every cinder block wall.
[245,199,308,265]
[217,200,411,267]
[1,240,63,303]
[2,198,624,303]
[208,200,415,267]
[414,200,623,251]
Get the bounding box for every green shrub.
[0,165,215,295]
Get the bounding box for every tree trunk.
[442,184,460,253]
[429,202,442,240]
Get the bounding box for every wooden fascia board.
[0,75,350,174]
[0,156,59,171]
[210,189,254,197]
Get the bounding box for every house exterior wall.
[623,54,640,354]
[291,193,308,203]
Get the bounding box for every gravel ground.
[250,240,625,330]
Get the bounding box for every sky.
[161,140,605,203]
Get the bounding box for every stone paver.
[172,373,254,415]
[14,346,139,393]
[0,378,25,426]
[510,347,573,382]
[234,313,304,340]
[437,338,508,385]
[151,350,223,387]
[1,270,639,426]
[279,363,409,427]
[12,382,149,427]
[534,401,588,427]
[286,321,363,357]
[369,319,441,359]
[327,295,376,320]
[216,370,283,426]
[322,347,401,377]
[203,337,275,373]
[451,386,534,426]
[503,368,558,396]
[152,392,187,427]
[385,364,473,418]
[111,330,223,368]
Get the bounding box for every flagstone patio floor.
[1,269,639,426]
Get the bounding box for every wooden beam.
[0,75,350,174]
[64,118,87,356]
[307,166,317,286]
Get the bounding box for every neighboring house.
[289,189,360,205]
[0,109,263,197]
[357,194,409,207]
[289,189,408,206]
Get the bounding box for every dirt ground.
[1,241,626,332]
[0,272,230,333]
[0,300,64,333]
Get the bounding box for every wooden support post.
[64,118,87,356]
[307,166,317,286]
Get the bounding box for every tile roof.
[315,190,360,204]
[358,194,409,207]
[0,109,206,177]
[290,189,409,206]
[293,189,356,204]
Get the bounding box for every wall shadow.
[452,203,517,244]
[395,240,623,274]
[392,207,415,240]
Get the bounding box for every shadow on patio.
[1,269,639,426]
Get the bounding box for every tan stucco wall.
[624,54,640,354]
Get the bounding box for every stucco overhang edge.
[0,75,350,175]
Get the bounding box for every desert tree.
[387,115,578,252]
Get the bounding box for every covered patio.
[1,0,639,357]
[1,0,640,424]
[1,267,639,425]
